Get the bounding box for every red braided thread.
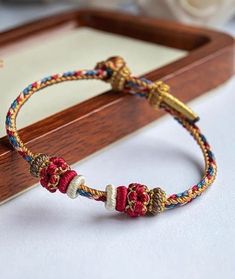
[39,157,70,193]
[116,186,128,212]
[57,170,77,193]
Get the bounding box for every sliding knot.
[95,56,131,91]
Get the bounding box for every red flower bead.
[125,207,137,218]
[128,191,137,202]
[39,157,70,193]
[125,183,150,217]
[135,201,145,215]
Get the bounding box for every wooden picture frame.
[0,9,234,203]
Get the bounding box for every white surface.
[0,27,185,138]
[0,78,234,279]
[0,14,235,279]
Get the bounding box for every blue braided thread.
[6,69,103,163]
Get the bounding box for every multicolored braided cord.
[6,56,217,217]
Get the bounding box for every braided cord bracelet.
[6,57,217,217]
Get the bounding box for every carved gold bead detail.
[30,153,50,178]
[148,187,166,215]
[95,56,131,91]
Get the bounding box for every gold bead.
[95,56,131,91]
[148,187,166,215]
[30,153,50,178]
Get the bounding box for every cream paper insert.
[0,27,186,138]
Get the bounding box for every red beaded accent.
[125,183,150,217]
[39,157,70,193]
[57,170,77,193]
[116,186,128,212]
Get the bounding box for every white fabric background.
[0,10,235,279]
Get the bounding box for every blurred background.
[0,0,235,32]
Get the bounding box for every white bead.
[105,184,117,211]
[66,175,85,199]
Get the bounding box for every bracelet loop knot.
[95,56,131,91]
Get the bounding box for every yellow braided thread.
[8,73,106,160]
[79,184,106,199]
[164,116,217,207]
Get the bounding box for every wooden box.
[0,9,234,203]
